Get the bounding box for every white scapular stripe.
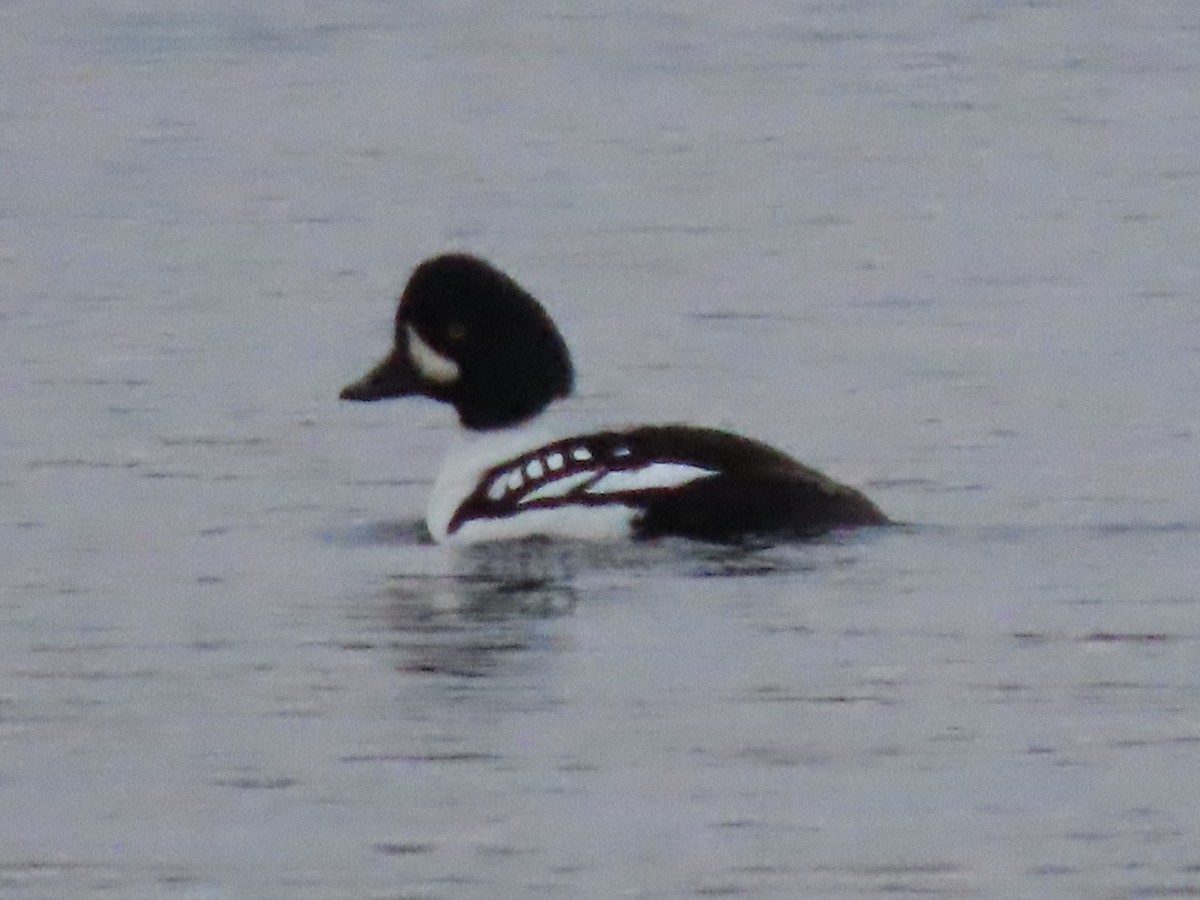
[519,469,598,504]
[406,325,460,385]
[585,462,717,495]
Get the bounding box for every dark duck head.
[340,253,574,430]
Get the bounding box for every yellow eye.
[447,322,466,341]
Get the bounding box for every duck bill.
[339,350,419,401]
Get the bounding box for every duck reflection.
[377,540,581,679]
[356,521,863,678]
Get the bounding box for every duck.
[340,253,888,544]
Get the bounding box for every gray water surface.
[3,3,1200,898]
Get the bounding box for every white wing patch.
[585,462,717,494]
[483,458,716,507]
[406,325,460,385]
[435,433,724,543]
[519,469,599,504]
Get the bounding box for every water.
[3,2,1200,897]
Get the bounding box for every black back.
[622,426,888,541]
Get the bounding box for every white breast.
[426,428,539,542]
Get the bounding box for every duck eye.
[447,322,466,341]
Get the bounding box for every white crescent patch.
[519,469,599,504]
[406,325,460,385]
[585,462,717,495]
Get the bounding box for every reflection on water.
[350,529,885,679]
[377,553,580,679]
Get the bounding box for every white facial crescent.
[406,325,460,385]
